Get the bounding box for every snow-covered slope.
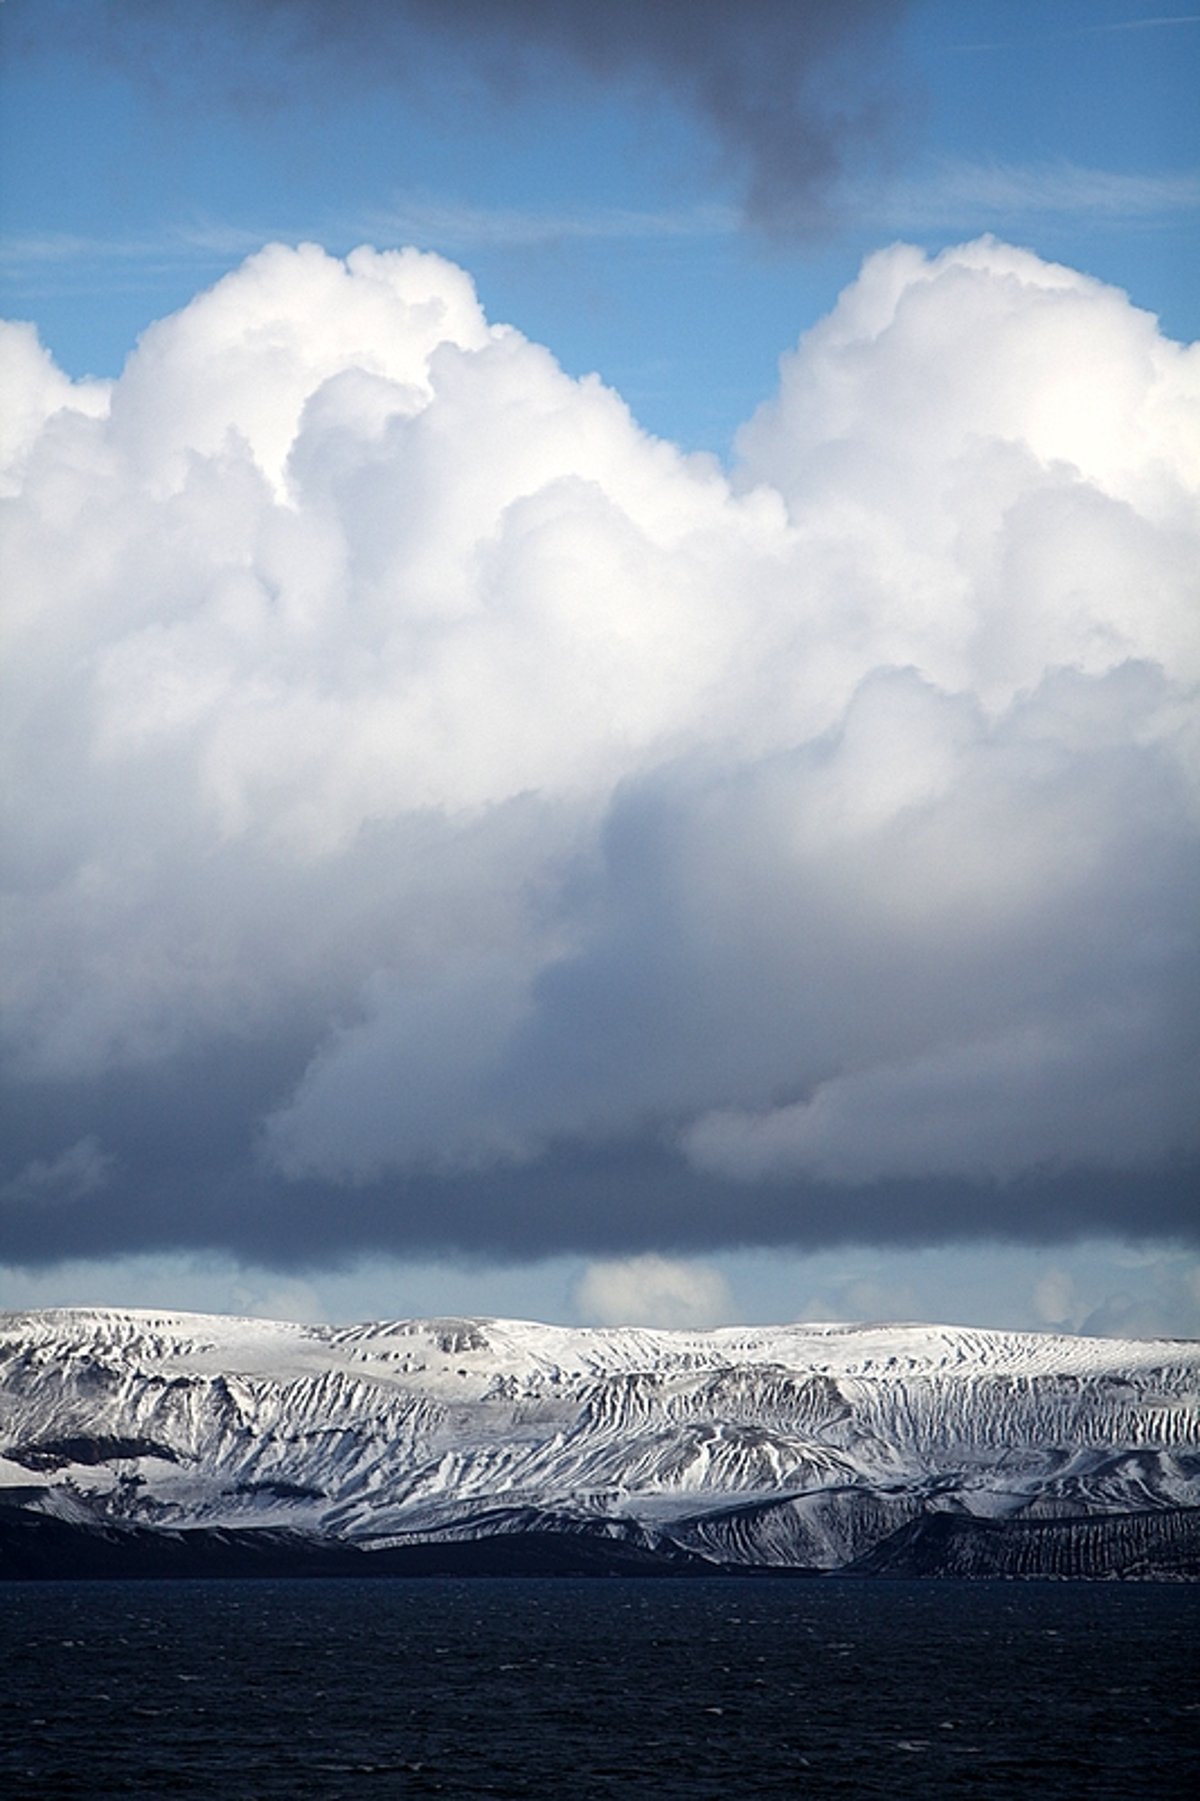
[1,1308,1197,1575]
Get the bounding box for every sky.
[1,0,1198,1338]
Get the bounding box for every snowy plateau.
[1,1308,1197,1580]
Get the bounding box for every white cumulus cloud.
[1,235,1197,1263]
[575,1255,733,1329]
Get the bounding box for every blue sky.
[1,1,1198,1336]
[3,1,1198,449]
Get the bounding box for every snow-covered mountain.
[2,1308,1197,1578]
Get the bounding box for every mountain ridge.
[3,1306,1197,1579]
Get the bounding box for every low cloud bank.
[2,236,1197,1265]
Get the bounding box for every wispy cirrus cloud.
[0,202,736,302]
[1082,12,1200,29]
[0,222,286,305]
[864,157,1200,231]
[5,155,1191,307]
[366,197,737,251]
[948,13,1200,52]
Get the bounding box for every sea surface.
[1,1577,1196,1799]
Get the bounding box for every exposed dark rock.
[844,1507,1200,1581]
[5,1435,180,1472]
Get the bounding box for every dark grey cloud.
[2,235,1198,1273]
[25,0,913,235]
[3,1053,1196,1271]
[310,0,911,233]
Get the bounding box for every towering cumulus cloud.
[2,238,1197,1265]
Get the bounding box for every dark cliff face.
[0,1508,716,1581]
[841,1508,1200,1582]
[3,1503,1198,1582]
[7,1435,180,1472]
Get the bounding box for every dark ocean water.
[1,1577,1196,1800]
